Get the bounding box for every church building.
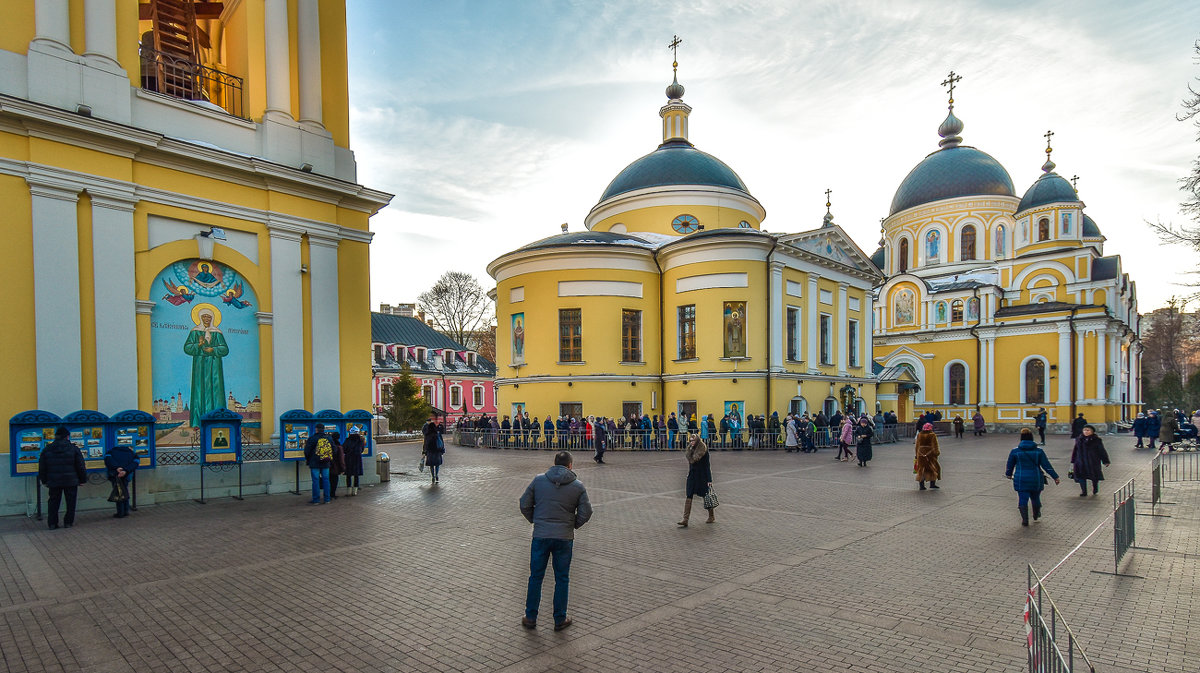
[871,74,1141,431]
[488,56,882,427]
[1,1,390,510]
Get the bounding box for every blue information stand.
[197,408,243,504]
[343,409,374,457]
[109,409,157,469]
[62,410,111,473]
[278,409,315,462]
[9,410,62,479]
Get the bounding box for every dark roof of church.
[517,231,652,252]
[870,247,885,269]
[1017,172,1082,213]
[890,146,1015,215]
[599,139,752,202]
[994,301,1091,317]
[1093,256,1119,280]
[371,313,463,350]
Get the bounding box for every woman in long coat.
[1159,411,1180,451]
[784,415,799,452]
[421,417,444,484]
[328,431,346,499]
[1005,428,1060,526]
[677,433,714,527]
[972,411,986,436]
[1070,424,1110,496]
[914,423,941,490]
[341,430,365,495]
[853,417,873,466]
[836,417,856,462]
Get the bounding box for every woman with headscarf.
[914,423,941,490]
[341,429,365,495]
[1070,425,1110,496]
[677,433,714,527]
[1005,428,1060,526]
[972,410,986,436]
[421,415,444,484]
[836,416,856,462]
[854,416,874,467]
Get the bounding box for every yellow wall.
[592,204,760,236]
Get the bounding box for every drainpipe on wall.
[654,248,666,419]
[969,287,982,415]
[1068,306,1080,424]
[765,237,780,416]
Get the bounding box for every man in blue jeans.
[303,423,334,504]
[519,451,592,631]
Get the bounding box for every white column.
[35,0,71,46]
[987,338,996,403]
[1057,326,1071,405]
[837,283,848,375]
[1095,328,1107,402]
[270,230,304,416]
[1109,333,1120,405]
[866,303,875,369]
[769,262,783,372]
[83,0,117,62]
[978,337,990,405]
[1076,331,1086,403]
[29,181,82,413]
[309,236,341,410]
[807,274,819,373]
[91,193,138,413]
[297,0,324,127]
[264,0,292,115]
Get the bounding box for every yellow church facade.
[1,1,389,508]
[870,88,1140,432]
[488,65,882,427]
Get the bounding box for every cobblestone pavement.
[1,433,1196,672]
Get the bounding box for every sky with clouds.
[346,0,1200,315]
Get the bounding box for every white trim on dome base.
[585,184,765,230]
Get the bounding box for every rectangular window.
[472,386,483,408]
[678,305,696,359]
[381,384,392,406]
[450,387,461,407]
[560,402,583,420]
[559,308,582,362]
[848,319,859,367]
[622,309,642,362]
[820,314,832,365]
[622,402,643,420]
[786,307,799,361]
[422,385,433,402]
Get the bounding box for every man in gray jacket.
[519,451,592,631]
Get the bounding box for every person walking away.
[1146,410,1160,450]
[1005,428,1060,526]
[1131,412,1147,449]
[718,414,729,448]
[341,430,365,495]
[802,415,818,452]
[422,415,445,484]
[328,431,345,499]
[952,415,964,439]
[914,423,941,490]
[677,433,714,526]
[593,417,608,464]
[836,417,856,462]
[38,426,87,529]
[303,423,334,504]
[1159,409,1179,452]
[530,416,541,448]
[104,442,138,518]
[1070,413,1086,440]
[972,410,985,436]
[784,414,799,452]
[854,417,873,467]
[1070,425,1110,496]
[1035,408,1048,445]
[520,451,592,632]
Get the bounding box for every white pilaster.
[807,274,819,372]
[83,0,118,63]
[270,230,304,416]
[978,338,990,405]
[264,0,291,116]
[1109,332,1120,405]
[866,304,874,369]
[1076,331,1086,403]
[91,193,138,413]
[29,181,82,413]
[1095,329,1107,402]
[1057,326,1071,405]
[837,283,848,375]
[309,236,341,410]
[297,0,324,127]
[987,338,996,403]
[769,262,784,372]
[35,0,71,46]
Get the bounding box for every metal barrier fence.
[1112,478,1136,575]
[1159,449,1200,482]
[1026,565,1096,672]
[454,425,913,451]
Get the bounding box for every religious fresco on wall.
[967,297,980,321]
[995,225,1006,257]
[511,313,525,364]
[1061,212,1072,235]
[925,230,940,261]
[935,301,947,323]
[1019,218,1029,242]
[723,301,747,357]
[724,401,744,427]
[150,260,261,446]
[895,289,915,325]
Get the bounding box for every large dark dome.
[1016,172,1082,213]
[890,146,1015,215]
[599,139,750,202]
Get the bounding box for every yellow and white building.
[488,65,882,426]
[871,95,1140,431]
[1,0,390,509]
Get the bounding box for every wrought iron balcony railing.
[139,44,246,119]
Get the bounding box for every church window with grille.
[1025,359,1046,403]
[951,300,964,322]
[678,305,696,359]
[559,309,582,362]
[960,225,976,260]
[949,363,966,405]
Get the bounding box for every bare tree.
[1148,39,1200,269]
[474,324,497,363]
[417,271,495,350]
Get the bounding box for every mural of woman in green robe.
[184,303,229,427]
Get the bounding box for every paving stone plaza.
[1,433,1196,673]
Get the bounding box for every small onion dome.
[665,70,685,100]
[938,110,964,148]
[1082,214,1101,237]
[870,247,886,270]
[1016,171,1082,214]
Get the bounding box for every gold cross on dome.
[825,188,832,208]
[668,35,682,65]
[1044,129,1055,152]
[941,70,962,105]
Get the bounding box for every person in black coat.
[1070,413,1087,439]
[104,444,138,518]
[303,423,334,504]
[38,427,86,529]
[422,416,445,484]
[854,417,874,467]
[1070,425,1110,496]
[593,417,608,464]
[677,433,714,527]
[341,431,366,495]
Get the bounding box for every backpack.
[315,436,333,462]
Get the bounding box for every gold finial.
[941,70,962,109]
[668,35,682,71]
[1044,129,1055,156]
[825,188,833,212]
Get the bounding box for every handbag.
[436,434,444,450]
[419,454,426,472]
[1068,470,1075,480]
[107,479,128,503]
[702,486,719,509]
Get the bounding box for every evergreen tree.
[388,362,432,431]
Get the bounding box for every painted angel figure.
[221,282,252,309]
[162,279,195,306]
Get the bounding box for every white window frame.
[944,360,970,405]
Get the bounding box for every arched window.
[1038,218,1050,242]
[1025,359,1046,403]
[951,300,964,322]
[898,238,909,273]
[960,225,976,260]
[948,363,966,405]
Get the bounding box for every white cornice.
[584,184,766,228]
